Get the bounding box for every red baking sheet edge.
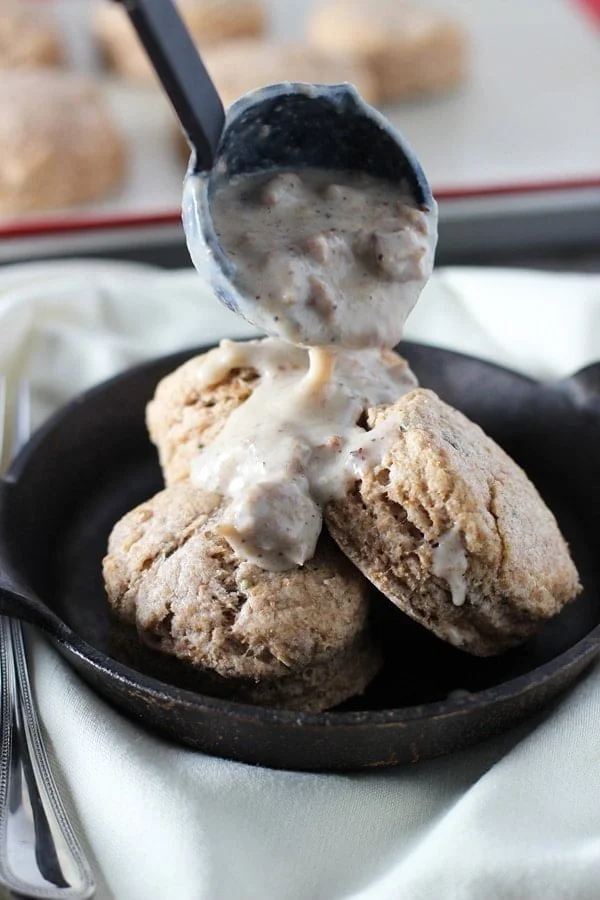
[2,176,600,240]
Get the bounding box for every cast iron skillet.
[0,342,598,772]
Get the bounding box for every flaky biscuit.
[146,355,259,486]
[110,619,381,712]
[325,389,580,655]
[103,483,379,695]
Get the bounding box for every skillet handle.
[559,361,600,409]
[0,576,65,640]
[0,478,65,638]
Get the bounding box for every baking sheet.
[0,0,599,248]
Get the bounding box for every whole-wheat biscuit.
[201,38,379,108]
[308,0,466,102]
[325,389,581,656]
[237,632,381,711]
[0,71,125,215]
[103,483,380,708]
[95,0,267,83]
[146,353,260,486]
[146,344,410,486]
[109,618,381,712]
[0,3,63,69]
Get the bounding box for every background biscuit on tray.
[201,37,379,108]
[103,483,381,710]
[0,2,63,69]
[95,0,267,83]
[0,71,126,214]
[308,0,467,102]
[325,389,581,656]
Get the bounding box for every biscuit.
[95,0,267,83]
[0,71,125,215]
[103,484,380,704]
[325,389,581,655]
[146,344,408,486]
[0,3,63,69]
[237,632,381,711]
[109,618,380,712]
[146,353,260,486]
[202,38,379,108]
[308,0,466,102]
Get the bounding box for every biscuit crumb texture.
[146,354,260,487]
[109,616,381,712]
[326,389,581,655]
[103,484,381,709]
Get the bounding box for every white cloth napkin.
[1,260,600,900]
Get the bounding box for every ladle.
[114,0,435,339]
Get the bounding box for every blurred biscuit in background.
[0,71,126,214]
[202,37,379,107]
[308,0,467,102]
[94,0,267,83]
[0,2,64,68]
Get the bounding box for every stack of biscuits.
[103,344,581,711]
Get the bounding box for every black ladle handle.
[112,0,225,171]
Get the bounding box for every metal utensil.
[112,0,435,338]
[111,0,224,171]
[0,377,95,899]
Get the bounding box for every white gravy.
[431,527,468,606]
[190,338,417,569]
[210,169,436,349]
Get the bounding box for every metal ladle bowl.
[182,81,435,333]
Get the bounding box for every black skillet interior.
[0,342,599,771]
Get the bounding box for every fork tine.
[10,378,31,460]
